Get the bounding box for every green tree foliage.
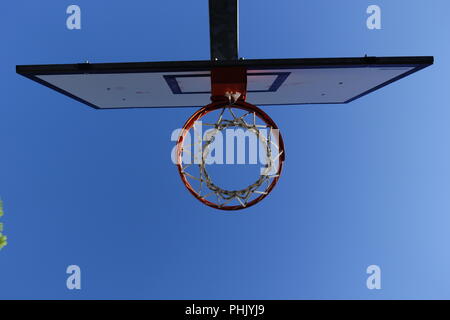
[0,199,7,250]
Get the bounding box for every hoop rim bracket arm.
[210,66,247,103]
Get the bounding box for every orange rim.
[176,100,285,211]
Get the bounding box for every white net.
[177,104,284,209]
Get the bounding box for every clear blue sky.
[1,0,449,299]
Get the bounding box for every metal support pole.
[209,0,239,61]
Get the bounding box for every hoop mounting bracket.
[210,67,247,103]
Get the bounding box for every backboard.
[16,56,433,109]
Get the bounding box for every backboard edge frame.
[16,56,434,109]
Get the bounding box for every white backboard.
[17,57,433,109]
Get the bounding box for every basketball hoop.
[16,0,433,212]
[176,99,285,210]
